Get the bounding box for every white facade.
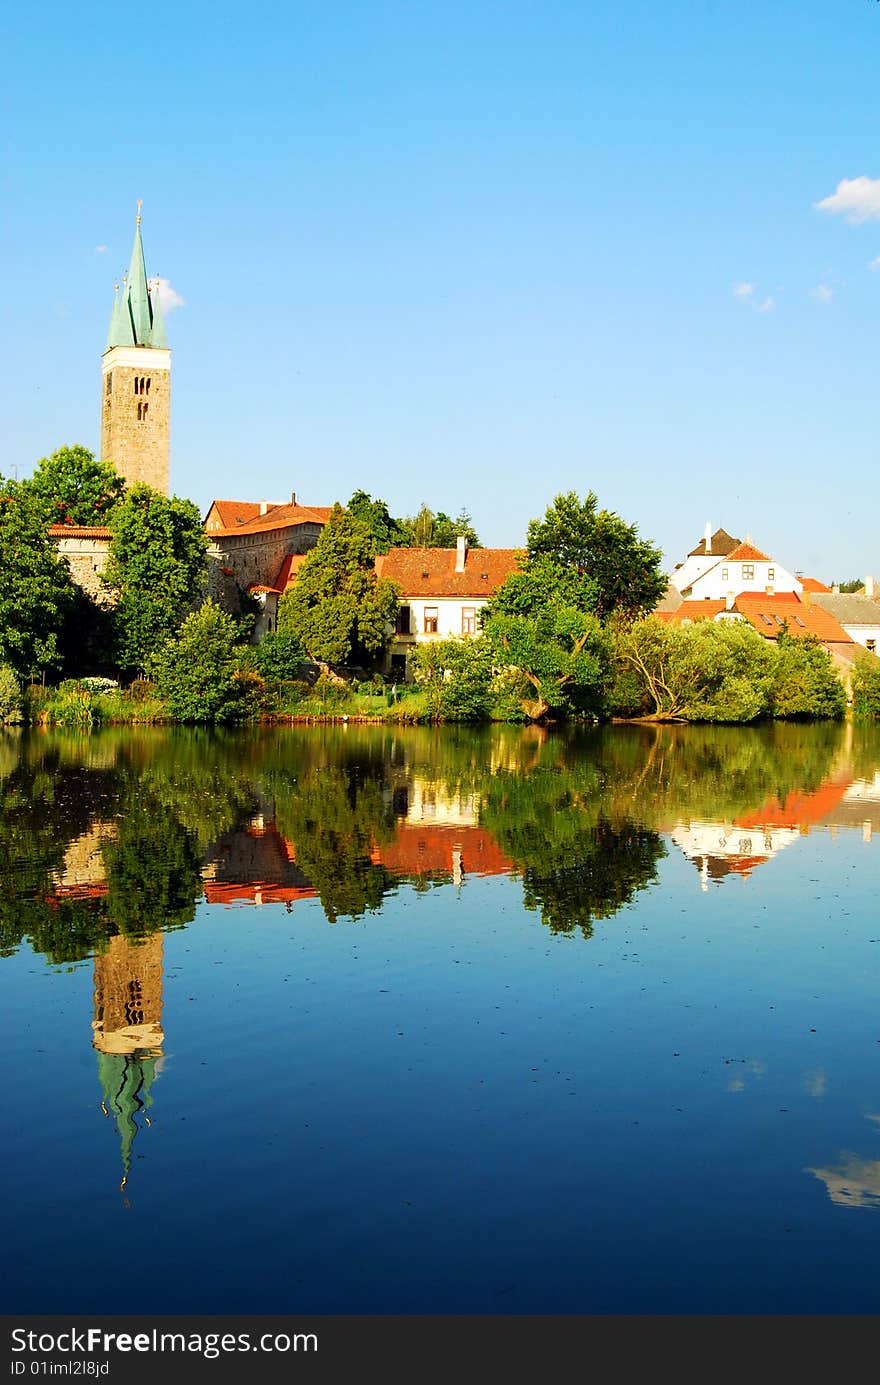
[683,557,802,600]
[838,622,880,654]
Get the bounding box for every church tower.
[100,204,171,495]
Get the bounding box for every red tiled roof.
[274,553,308,590]
[800,576,832,593]
[735,779,851,830]
[375,547,523,597]
[667,592,853,644]
[48,525,112,539]
[205,500,263,529]
[219,502,334,537]
[725,541,771,563]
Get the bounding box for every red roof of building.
[225,502,333,537]
[273,553,308,590]
[372,824,513,879]
[48,525,112,539]
[665,591,852,644]
[375,547,523,598]
[725,541,772,563]
[205,500,263,529]
[800,576,832,593]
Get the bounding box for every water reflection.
[93,934,164,1193]
[0,720,879,962]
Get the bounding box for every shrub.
[0,665,22,724]
[80,676,120,693]
[852,648,880,719]
[252,629,307,682]
[150,601,250,723]
[126,677,159,703]
[771,635,846,720]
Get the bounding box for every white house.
[671,525,801,600]
[375,538,522,680]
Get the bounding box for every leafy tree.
[837,579,863,594]
[150,601,248,723]
[771,634,845,720]
[400,504,481,549]
[853,649,880,719]
[346,490,407,553]
[617,618,776,722]
[0,665,21,723]
[0,479,77,678]
[102,485,208,673]
[251,629,307,681]
[24,445,124,526]
[524,491,665,622]
[278,503,400,665]
[411,639,493,721]
[483,605,611,720]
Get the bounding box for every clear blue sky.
[3,0,879,582]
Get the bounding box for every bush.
[853,648,880,719]
[79,676,119,693]
[771,635,846,720]
[0,665,22,724]
[126,677,159,703]
[252,629,307,681]
[150,601,250,723]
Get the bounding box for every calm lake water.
[3,720,880,1313]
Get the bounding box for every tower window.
[106,374,112,396]
[134,377,139,396]
[145,377,151,394]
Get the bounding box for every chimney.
[801,589,811,607]
[866,575,875,599]
[704,521,712,554]
[290,491,297,506]
[259,500,269,515]
[455,535,468,572]
[725,591,735,611]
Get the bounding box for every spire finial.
[136,198,143,225]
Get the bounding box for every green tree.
[852,649,880,719]
[278,503,400,665]
[346,490,407,554]
[102,485,208,673]
[0,479,77,678]
[400,504,481,549]
[771,634,846,720]
[411,639,493,721]
[150,601,248,723]
[251,629,307,681]
[524,491,665,622]
[0,665,22,723]
[25,445,124,526]
[483,605,611,720]
[617,618,776,722]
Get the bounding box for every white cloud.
[152,277,185,313]
[733,281,755,298]
[869,256,880,272]
[812,284,833,303]
[756,296,775,312]
[95,244,109,254]
[815,176,880,223]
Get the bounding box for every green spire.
[126,205,153,345]
[149,279,168,349]
[104,203,169,351]
[97,1050,159,1191]
[104,281,130,350]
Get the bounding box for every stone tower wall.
[101,346,171,495]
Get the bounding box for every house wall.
[840,623,880,653]
[385,596,490,677]
[207,522,324,591]
[54,535,112,600]
[687,559,801,600]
